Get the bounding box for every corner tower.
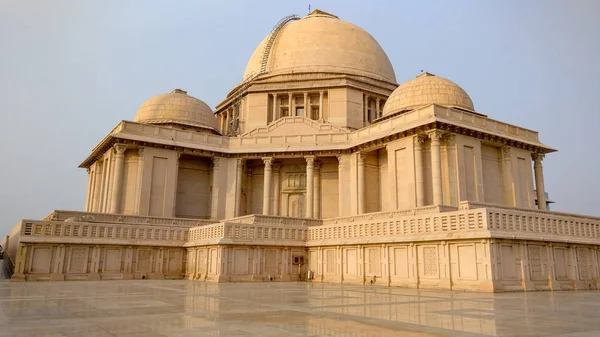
[215,9,398,135]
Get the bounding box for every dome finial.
[172,89,187,95]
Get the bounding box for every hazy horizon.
[1,0,599,234]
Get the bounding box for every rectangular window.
[296,107,304,116]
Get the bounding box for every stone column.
[272,93,278,121]
[246,166,253,215]
[375,98,381,119]
[533,153,547,210]
[357,153,365,214]
[319,91,324,120]
[314,162,321,218]
[502,147,516,206]
[262,157,273,215]
[414,135,426,207]
[428,130,444,205]
[305,156,315,218]
[303,92,309,118]
[272,164,281,216]
[134,147,144,215]
[337,155,345,217]
[235,158,244,217]
[172,152,181,216]
[210,157,221,219]
[289,94,294,116]
[363,94,369,124]
[85,168,92,211]
[109,144,127,214]
[446,135,458,206]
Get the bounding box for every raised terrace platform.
[3,202,600,292]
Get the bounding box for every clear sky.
[1,0,599,234]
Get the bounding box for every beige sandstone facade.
[3,9,600,292]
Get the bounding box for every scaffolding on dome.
[227,14,300,136]
[260,14,300,74]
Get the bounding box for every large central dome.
[243,9,396,83]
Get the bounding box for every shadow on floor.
[0,259,13,279]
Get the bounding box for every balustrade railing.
[310,209,486,242]
[224,214,322,227]
[19,220,188,246]
[43,210,214,227]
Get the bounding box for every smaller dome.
[382,72,474,117]
[134,89,218,131]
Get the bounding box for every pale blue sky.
[1,0,599,233]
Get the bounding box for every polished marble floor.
[0,277,600,337]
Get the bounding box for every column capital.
[305,155,315,165]
[427,129,444,142]
[272,93,278,98]
[176,151,182,159]
[137,146,145,156]
[444,133,456,147]
[262,157,273,167]
[357,152,367,165]
[211,156,221,167]
[414,134,427,147]
[272,163,281,172]
[532,153,545,163]
[113,144,127,155]
[236,157,245,168]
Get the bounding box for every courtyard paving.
[0,277,599,336]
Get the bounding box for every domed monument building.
[4,9,599,292]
